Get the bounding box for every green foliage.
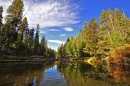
[57,34,86,59]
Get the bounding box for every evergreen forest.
[0,0,55,58]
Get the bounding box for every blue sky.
[1,0,130,51]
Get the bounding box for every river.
[0,61,130,86]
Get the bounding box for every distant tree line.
[0,0,55,57]
[57,8,130,59]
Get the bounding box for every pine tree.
[110,8,126,48]
[0,6,3,48]
[82,22,88,44]
[98,9,112,57]
[28,28,35,55]
[0,6,3,26]
[40,36,47,56]
[100,9,107,24]
[58,43,65,58]
[34,24,40,55]
[107,8,114,29]
[83,18,99,57]
[22,28,34,56]
[17,17,28,43]
[113,8,123,20]
[75,30,85,58]
[3,0,24,54]
[6,0,24,26]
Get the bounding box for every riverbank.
[0,54,53,63]
[0,55,85,63]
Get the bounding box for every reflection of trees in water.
[3,61,130,86]
[82,64,117,85]
[0,61,55,86]
[57,62,86,86]
[57,62,118,86]
[108,64,130,84]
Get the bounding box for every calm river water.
[0,61,130,86]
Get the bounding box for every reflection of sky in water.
[44,65,61,80]
[40,65,67,86]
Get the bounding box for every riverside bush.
[108,45,130,65]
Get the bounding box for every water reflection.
[0,62,54,86]
[57,62,115,86]
[0,61,130,86]
[108,64,130,84]
[40,65,66,86]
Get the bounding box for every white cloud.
[48,40,65,44]
[47,29,61,32]
[39,28,61,34]
[0,0,79,28]
[48,35,54,38]
[63,27,74,32]
[39,30,49,34]
[60,34,66,36]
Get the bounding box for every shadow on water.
[0,61,130,86]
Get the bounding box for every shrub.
[108,44,130,65]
